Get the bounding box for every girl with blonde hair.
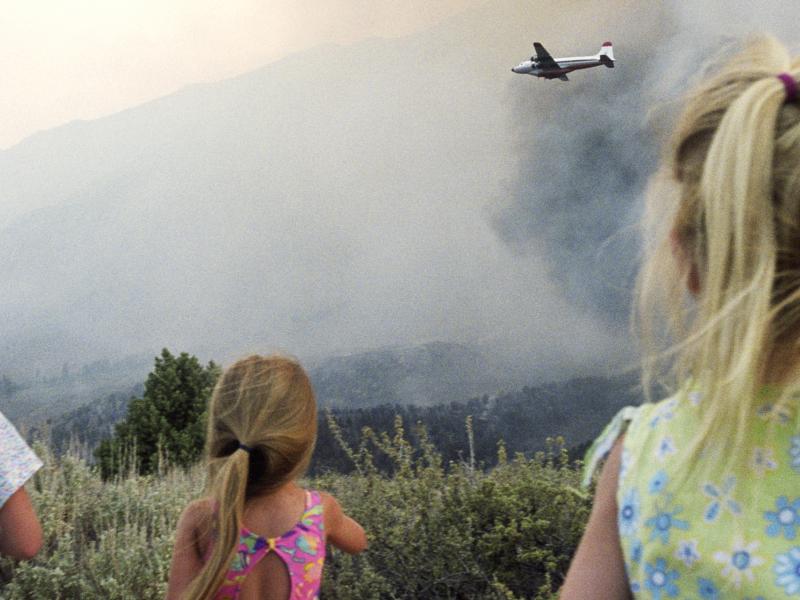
[166,355,367,600]
[561,35,800,598]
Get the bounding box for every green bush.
[0,442,204,599]
[1,419,591,599]
[318,418,591,599]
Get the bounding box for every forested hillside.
[314,372,639,473]
[44,356,638,472]
[308,341,514,408]
[2,342,527,432]
[0,355,150,424]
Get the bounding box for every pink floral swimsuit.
[214,490,326,600]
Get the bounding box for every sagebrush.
[0,418,591,599]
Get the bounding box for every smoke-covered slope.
[309,341,511,408]
[0,0,630,380]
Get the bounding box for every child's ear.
[670,227,701,296]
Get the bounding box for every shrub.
[0,442,204,599]
[1,418,591,599]
[318,418,591,599]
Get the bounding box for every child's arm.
[0,488,42,560]
[166,500,210,600]
[559,435,632,600]
[321,493,367,554]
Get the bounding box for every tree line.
[90,349,638,478]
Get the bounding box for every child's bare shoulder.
[318,491,341,509]
[177,497,215,554]
[317,490,367,553]
[318,492,343,522]
[181,497,214,523]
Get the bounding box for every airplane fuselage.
[512,55,607,78]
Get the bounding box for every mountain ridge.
[0,0,629,387]
[36,345,639,467]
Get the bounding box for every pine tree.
[95,349,220,477]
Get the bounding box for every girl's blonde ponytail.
[184,450,250,600]
[637,34,800,479]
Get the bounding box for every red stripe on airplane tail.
[602,41,612,47]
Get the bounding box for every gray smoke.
[2,0,799,386]
[496,60,660,324]
[494,2,800,325]
[0,4,631,383]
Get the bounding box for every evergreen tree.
[95,349,220,477]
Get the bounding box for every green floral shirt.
[584,389,800,598]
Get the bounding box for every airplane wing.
[533,42,560,69]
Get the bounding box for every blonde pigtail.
[184,450,250,600]
[636,34,800,485]
[689,71,787,473]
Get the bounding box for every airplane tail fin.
[598,41,614,68]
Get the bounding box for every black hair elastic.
[238,443,254,454]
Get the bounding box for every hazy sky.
[4,0,800,381]
[1,0,485,149]
[0,0,636,381]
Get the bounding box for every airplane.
[511,42,614,81]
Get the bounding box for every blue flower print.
[765,496,800,540]
[649,470,669,494]
[750,446,778,476]
[757,403,792,424]
[791,436,800,473]
[631,539,643,564]
[774,546,800,594]
[697,577,719,599]
[713,538,765,588]
[646,500,690,544]
[644,558,680,599]
[619,446,632,484]
[702,476,741,523]
[619,488,640,537]
[656,436,677,462]
[704,501,720,523]
[649,399,677,428]
[675,539,700,567]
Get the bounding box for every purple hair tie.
[777,72,798,103]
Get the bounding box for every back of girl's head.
[184,355,316,600]
[637,34,800,468]
[206,354,317,494]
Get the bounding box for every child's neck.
[248,480,301,502]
